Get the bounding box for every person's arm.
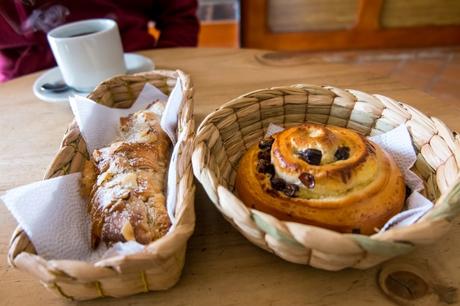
[0,1,29,46]
[151,0,200,48]
[0,1,65,81]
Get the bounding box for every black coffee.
[69,31,98,37]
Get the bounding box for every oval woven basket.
[7,70,196,300]
[192,84,460,271]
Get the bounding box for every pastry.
[235,123,405,235]
[81,102,171,248]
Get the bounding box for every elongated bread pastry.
[235,123,405,235]
[81,102,171,248]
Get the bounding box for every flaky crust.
[235,124,405,235]
[81,103,171,248]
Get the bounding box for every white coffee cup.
[47,19,126,92]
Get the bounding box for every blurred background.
[197,0,240,48]
[193,0,460,104]
[2,0,459,103]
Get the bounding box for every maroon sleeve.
[0,1,30,47]
[151,0,200,48]
[0,2,56,81]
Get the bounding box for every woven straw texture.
[7,70,195,300]
[192,84,460,271]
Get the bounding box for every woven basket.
[192,84,460,271]
[7,70,195,300]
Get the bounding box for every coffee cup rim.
[47,18,117,41]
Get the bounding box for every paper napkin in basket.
[2,80,184,261]
[266,123,433,232]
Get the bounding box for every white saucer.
[33,53,154,103]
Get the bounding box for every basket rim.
[8,69,196,280]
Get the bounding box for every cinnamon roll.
[235,123,405,234]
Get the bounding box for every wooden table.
[1,48,460,305]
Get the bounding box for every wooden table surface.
[1,48,460,306]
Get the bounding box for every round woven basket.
[192,84,460,271]
[7,70,196,300]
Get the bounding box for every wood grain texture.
[242,0,460,51]
[356,0,383,30]
[268,0,358,32]
[1,48,460,305]
[267,0,460,32]
[382,0,460,28]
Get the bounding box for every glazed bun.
[235,123,405,235]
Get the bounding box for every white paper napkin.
[69,83,168,153]
[2,173,107,260]
[368,125,433,231]
[2,80,184,261]
[368,125,424,192]
[380,191,433,232]
[265,123,433,232]
[161,77,183,144]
